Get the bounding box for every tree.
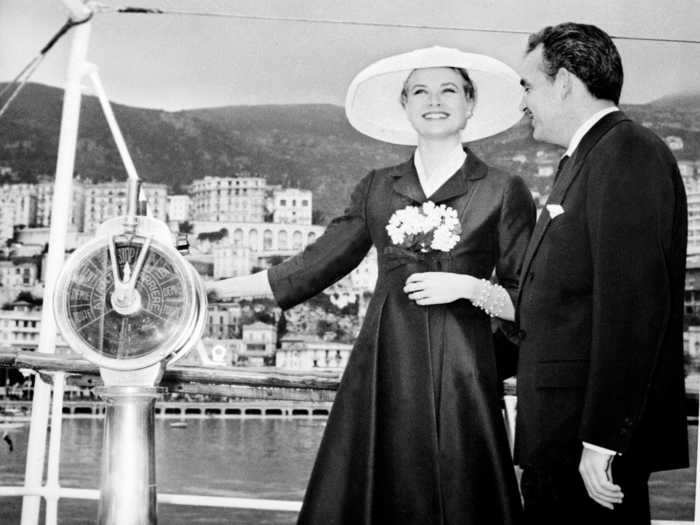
[311,209,326,225]
[178,221,194,234]
[276,312,288,346]
[196,227,229,242]
[15,291,42,306]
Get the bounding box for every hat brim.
[345,46,524,145]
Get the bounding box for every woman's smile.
[422,111,450,119]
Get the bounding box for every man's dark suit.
[515,111,688,523]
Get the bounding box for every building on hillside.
[205,302,243,339]
[191,176,267,223]
[35,179,86,231]
[686,192,700,256]
[0,257,40,288]
[212,245,256,279]
[271,188,312,225]
[240,321,276,366]
[276,334,352,371]
[685,326,700,354]
[167,194,192,223]
[0,205,14,242]
[185,254,214,278]
[192,221,324,279]
[193,221,324,254]
[0,301,73,354]
[685,257,700,318]
[678,160,700,181]
[82,181,167,233]
[664,136,684,151]
[16,227,93,254]
[0,184,37,228]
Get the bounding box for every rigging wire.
[1,3,698,121]
[0,13,93,120]
[105,5,700,46]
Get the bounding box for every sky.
[0,0,699,111]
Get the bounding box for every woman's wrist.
[470,279,508,318]
[461,275,479,301]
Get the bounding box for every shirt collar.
[564,106,619,158]
[413,145,467,198]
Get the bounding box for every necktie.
[554,155,570,183]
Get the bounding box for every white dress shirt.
[414,146,467,198]
[564,106,619,158]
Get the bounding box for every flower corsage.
[385,201,461,253]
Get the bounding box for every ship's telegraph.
[54,183,206,387]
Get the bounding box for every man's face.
[519,45,564,146]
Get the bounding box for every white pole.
[21,15,93,525]
[86,67,140,183]
[45,372,66,525]
[695,395,699,525]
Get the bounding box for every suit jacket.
[514,111,689,472]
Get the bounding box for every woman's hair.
[400,67,476,107]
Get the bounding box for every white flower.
[385,201,461,253]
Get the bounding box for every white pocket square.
[546,204,564,218]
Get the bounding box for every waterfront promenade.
[1,399,332,420]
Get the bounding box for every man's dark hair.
[527,23,623,104]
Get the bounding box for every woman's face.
[402,67,474,142]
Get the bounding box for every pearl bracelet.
[471,278,507,317]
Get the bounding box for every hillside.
[1,83,698,222]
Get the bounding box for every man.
[515,22,688,524]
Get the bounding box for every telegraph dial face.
[55,232,200,370]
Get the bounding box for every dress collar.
[413,145,467,198]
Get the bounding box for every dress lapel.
[516,111,631,310]
[392,147,487,204]
[430,150,487,203]
[392,159,426,203]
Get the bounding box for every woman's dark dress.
[268,149,535,525]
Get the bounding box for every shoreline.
[0,399,333,420]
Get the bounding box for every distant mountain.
[649,91,700,112]
[0,82,698,221]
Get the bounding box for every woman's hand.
[204,271,274,301]
[205,280,224,301]
[404,272,477,305]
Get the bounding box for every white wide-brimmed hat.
[345,46,523,145]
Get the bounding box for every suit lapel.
[516,111,630,310]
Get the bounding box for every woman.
[209,47,535,524]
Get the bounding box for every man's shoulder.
[598,114,669,152]
[582,115,679,188]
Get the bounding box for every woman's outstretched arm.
[207,270,274,300]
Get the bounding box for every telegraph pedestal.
[53,188,207,524]
[97,386,162,525]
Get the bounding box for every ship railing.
[0,349,695,525]
[0,349,337,522]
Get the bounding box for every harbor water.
[0,418,696,523]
